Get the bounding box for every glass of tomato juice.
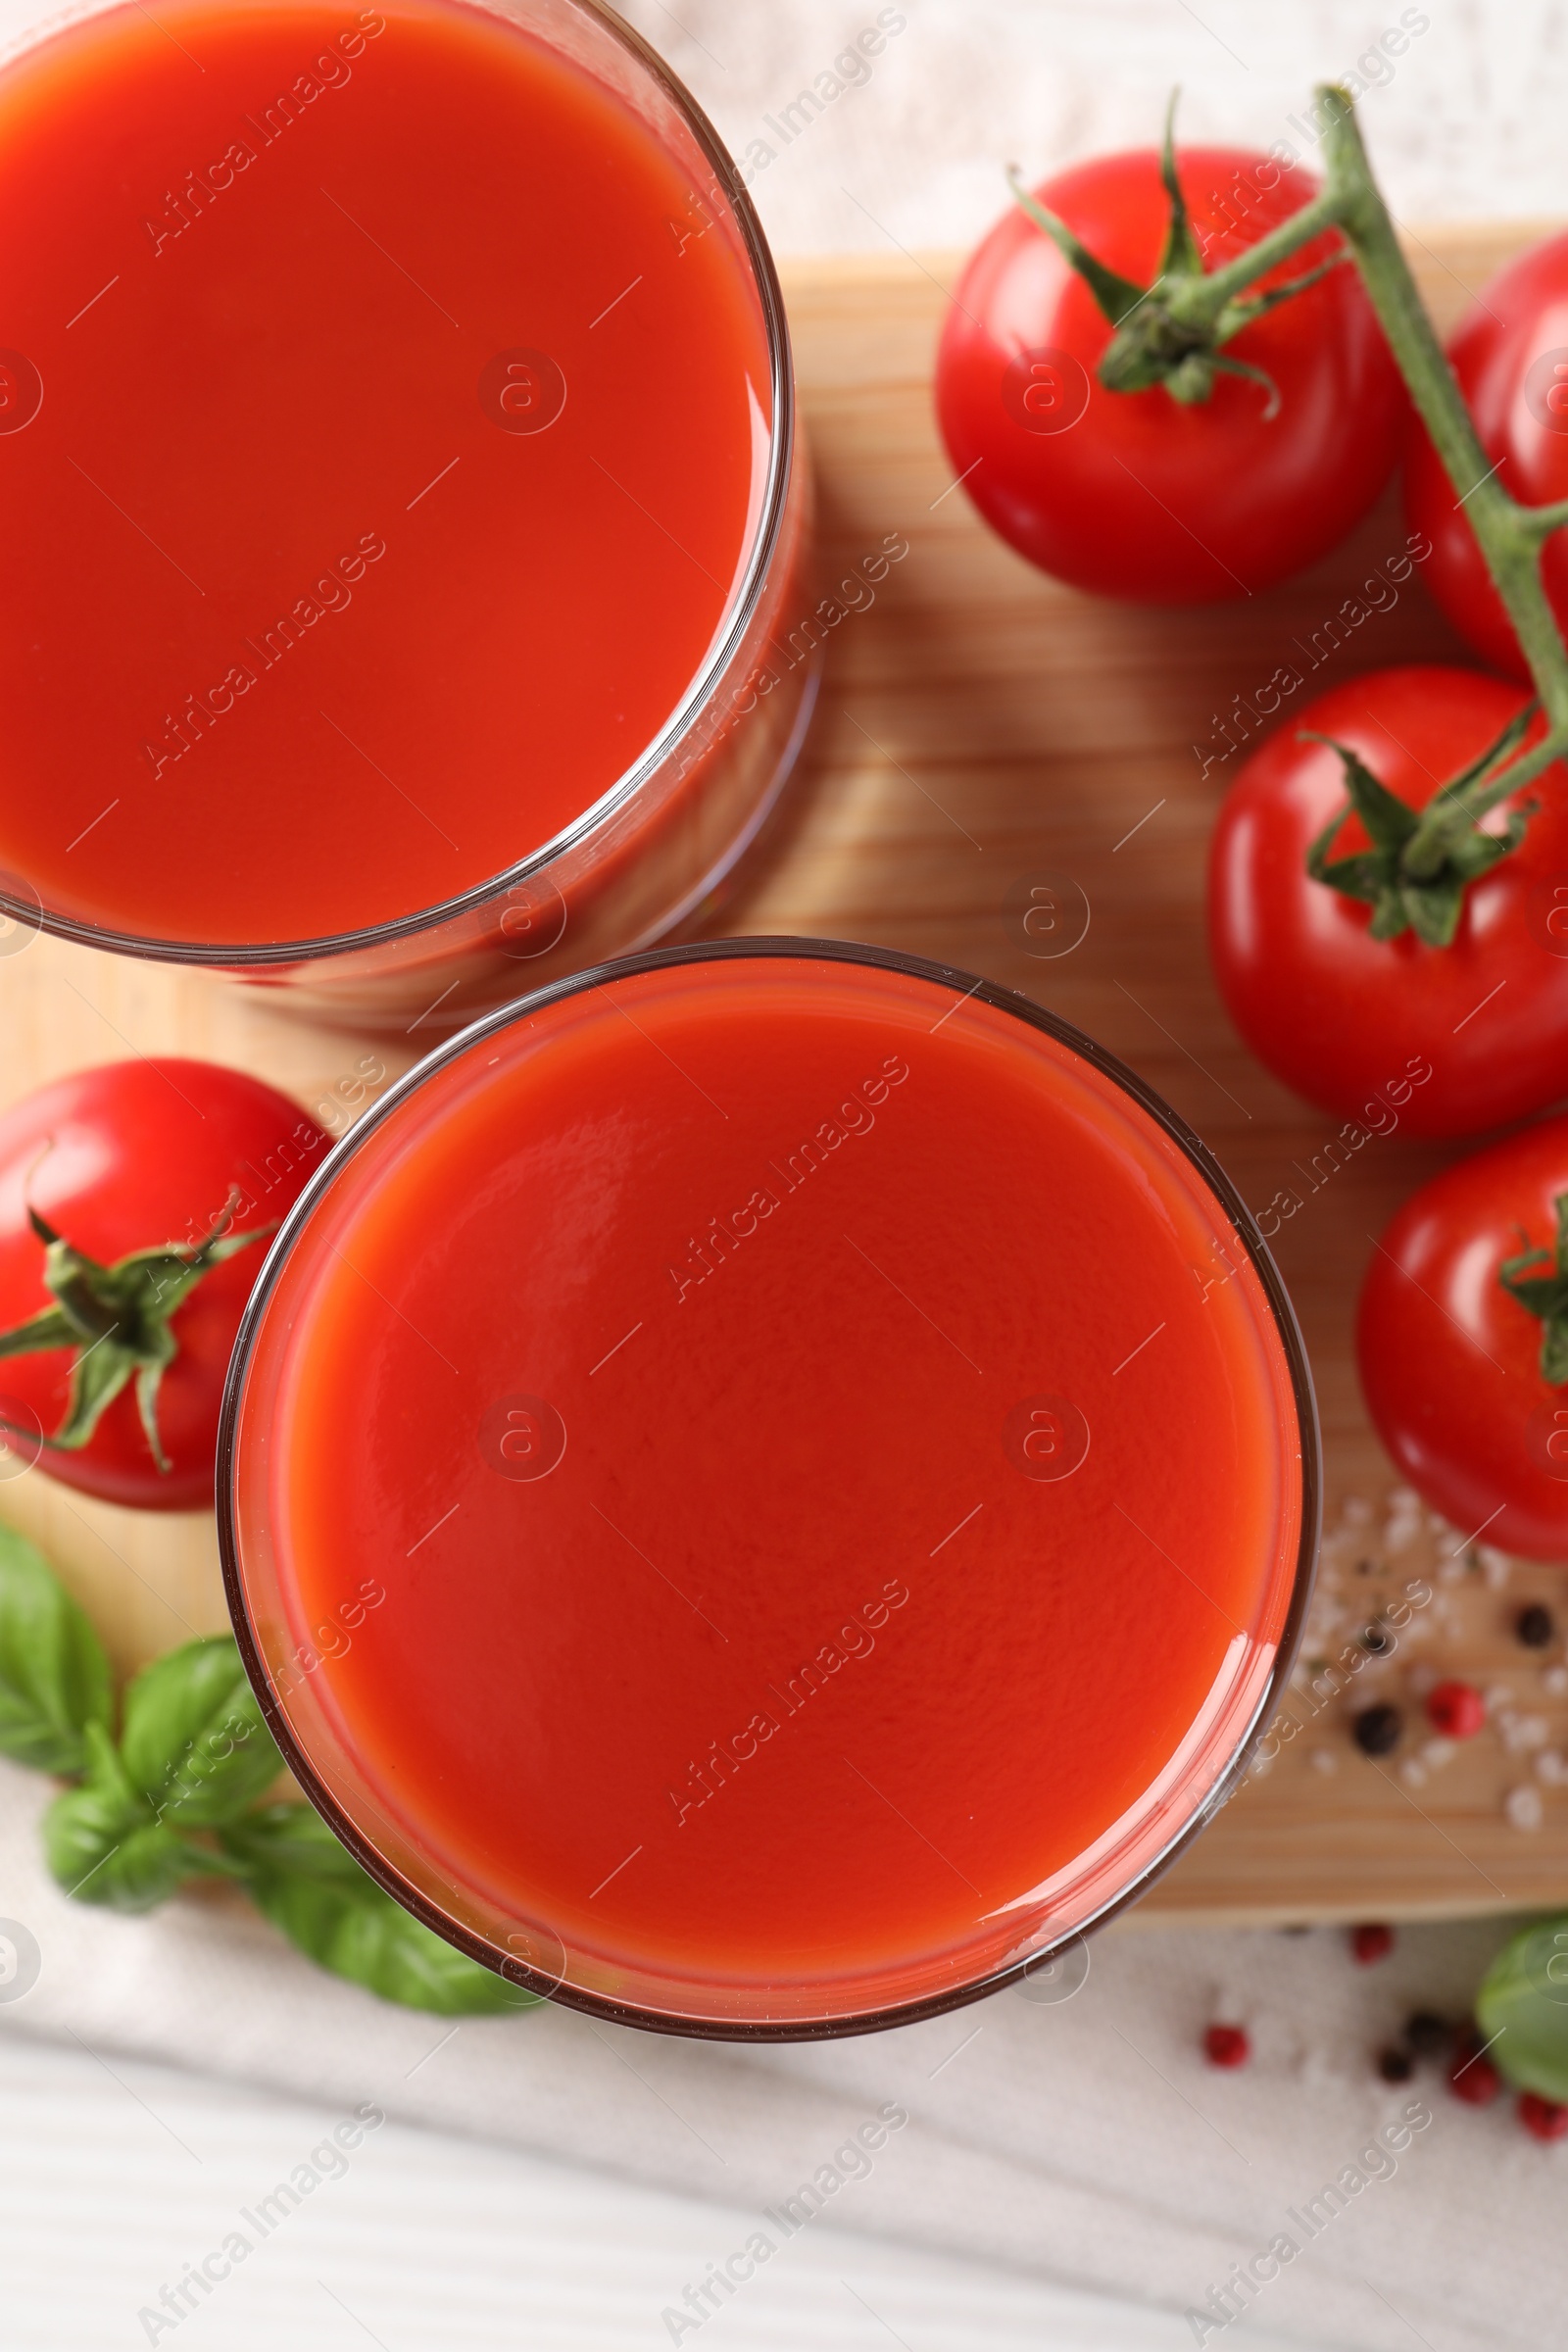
[220,941,1319,2037]
[0,0,810,1026]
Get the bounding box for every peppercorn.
[1519,2091,1568,2141]
[1426,1681,1486,1740]
[1351,1922,1395,1964]
[1517,1603,1556,1649]
[1353,1703,1402,1756]
[1361,1622,1393,1655]
[1204,2023,1250,2069]
[1403,2010,1450,2058]
[1449,2035,1501,2107]
[1378,2046,1413,2082]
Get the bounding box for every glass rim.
[217,934,1323,2041]
[0,0,796,968]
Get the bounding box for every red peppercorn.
[1204,2023,1250,2069]
[1448,2038,1501,2106]
[1519,2092,1568,2141]
[1351,1922,1395,1964]
[1426,1680,1486,1740]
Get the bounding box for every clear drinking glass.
[220,939,1320,2039]
[0,0,813,1030]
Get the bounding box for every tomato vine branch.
[1088,82,1568,922]
[1256,97,1562,752]
[1089,85,1568,764]
[1312,90,1568,763]
[1014,82,1568,929]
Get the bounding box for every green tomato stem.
[1312,88,1568,751]
[1101,82,1568,876]
[1035,78,1568,907]
[1160,183,1345,319]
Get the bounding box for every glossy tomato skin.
[1358,1115,1568,1560]
[935,147,1406,602]
[1207,665,1568,1140]
[1404,230,1568,680]
[0,1061,328,1509]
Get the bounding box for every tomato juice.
[223,944,1315,2034]
[0,0,808,1017]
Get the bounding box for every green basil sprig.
[0,1524,112,1774]
[222,1804,534,2016]
[120,1636,283,1828]
[0,1527,537,2017]
[44,1722,235,1912]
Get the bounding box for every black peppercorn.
[1403,2010,1450,2058]
[1517,1603,1555,1649]
[1352,1703,1402,1756]
[1361,1622,1392,1655]
[1378,2046,1414,2082]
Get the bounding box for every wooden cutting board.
[5,226,1567,1928]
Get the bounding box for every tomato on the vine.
[935,145,1406,601]
[1357,1114,1568,1560]
[1405,228,1568,679]
[1207,665,1568,1140]
[0,1061,328,1509]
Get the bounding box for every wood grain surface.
[4,225,1566,1926]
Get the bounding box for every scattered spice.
[1449,2034,1501,2106]
[1351,1922,1395,1965]
[1426,1680,1485,1740]
[1404,2010,1451,2058]
[1377,2045,1414,2082]
[1519,2092,1568,2142]
[1203,2023,1250,2069]
[1353,1703,1402,1756]
[1516,1603,1555,1648]
[1505,1784,1544,1831]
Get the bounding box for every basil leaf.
[220,1800,364,1884]
[1477,1914,1568,2102]
[222,1804,539,2016]
[0,1523,112,1775]
[41,1726,225,1913]
[120,1636,283,1827]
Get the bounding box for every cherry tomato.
[1207,665,1568,1140]
[0,1061,328,1509]
[1357,1112,1568,1561]
[1404,229,1568,679]
[934,146,1406,601]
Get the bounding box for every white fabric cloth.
[0,1760,1552,2352]
[615,0,1568,257]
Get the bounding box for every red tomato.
[1405,229,1568,679]
[1357,1113,1568,1561]
[0,1061,327,1509]
[934,146,1406,601]
[1207,665,1568,1140]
